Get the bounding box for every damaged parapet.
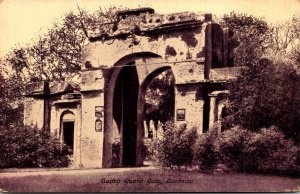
[88,8,212,41]
[83,7,235,77]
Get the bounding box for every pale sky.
[1,0,300,58]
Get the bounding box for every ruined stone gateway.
[24,8,240,168]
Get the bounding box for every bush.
[218,126,253,171]
[193,127,220,170]
[250,127,300,175]
[143,121,299,176]
[160,122,198,167]
[217,126,300,175]
[142,138,163,164]
[0,125,71,168]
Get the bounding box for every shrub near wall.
[193,127,220,170]
[143,137,163,164]
[145,122,299,176]
[247,127,300,175]
[160,122,198,167]
[0,125,71,168]
[193,126,300,176]
[217,126,254,171]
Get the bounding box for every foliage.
[152,123,299,176]
[159,122,198,167]
[222,58,300,141]
[0,74,24,128]
[193,127,220,169]
[142,138,163,164]
[219,13,300,144]
[248,127,300,175]
[217,126,256,171]
[221,12,269,66]
[217,126,300,176]
[145,69,175,123]
[0,125,71,168]
[266,16,300,69]
[191,126,299,176]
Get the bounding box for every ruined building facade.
[24,8,240,168]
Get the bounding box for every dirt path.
[0,165,299,192]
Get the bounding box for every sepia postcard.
[0,0,299,192]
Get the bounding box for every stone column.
[208,90,230,132]
[102,67,113,168]
[76,103,82,167]
[217,103,224,133]
[208,94,217,131]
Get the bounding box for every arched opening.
[61,111,75,154]
[143,69,175,139]
[136,67,175,165]
[103,52,168,168]
[110,66,175,167]
[113,63,139,166]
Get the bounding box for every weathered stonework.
[24,8,239,169]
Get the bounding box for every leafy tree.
[222,58,300,141]
[2,6,122,82]
[220,12,269,66]
[267,16,300,69]
[0,73,24,128]
[144,69,175,126]
[220,13,300,142]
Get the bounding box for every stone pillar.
[102,68,113,168]
[217,102,225,133]
[208,90,230,132]
[50,105,58,137]
[75,103,82,167]
[208,95,217,131]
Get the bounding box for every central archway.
[102,52,175,168]
[136,66,174,165]
[113,64,139,166]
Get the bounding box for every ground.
[0,165,299,192]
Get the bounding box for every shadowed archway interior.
[61,111,75,155]
[113,64,139,166]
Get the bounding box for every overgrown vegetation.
[222,58,300,141]
[160,123,198,167]
[193,127,219,170]
[0,125,71,168]
[219,12,300,143]
[145,123,299,176]
[220,12,269,67]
